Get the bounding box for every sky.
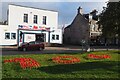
[0,0,109,27]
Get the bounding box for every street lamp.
[115,34,118,45]
[81,40,85,51]
[86,41,90,52]
[115,34,119,50]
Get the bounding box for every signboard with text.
[18,25,50,31]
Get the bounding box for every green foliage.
[2,50,120,79]
[99,1,120,39]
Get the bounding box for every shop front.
[17,25,51,46]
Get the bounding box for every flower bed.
[4,58,40,69]
[87,54,111,59]
[52,56,80,64]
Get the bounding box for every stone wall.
[64,14,89,45]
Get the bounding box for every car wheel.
[18,47,21,51]
[39,47,43,51]
[23,48,27,51]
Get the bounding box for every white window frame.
[23,14,28,23]
[5,32,10,39]
[33,15,38,24]
[52,34,55,40]
[56,35,59,40]
[43,16,47,25]
[11,33,16,39]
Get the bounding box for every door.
[36,33,45,42]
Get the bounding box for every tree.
[98,1,120,44]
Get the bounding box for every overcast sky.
[0,0,108,27]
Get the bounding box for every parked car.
[18,41,45,51]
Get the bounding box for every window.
[5,33,10,39]
[56,35,59,40]
[23,14,28,23]
[35,42,40,44]
[11,33,16,39]
[29,41,35,45]
[92,25,95,31]
[33,15,38,24]
[91,33,93,35]
[52,35,55,40]
[43,16,47,25]
[94,25,96,31]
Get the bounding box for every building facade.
[64,7,101,45]
[0,4,62,46]
[64,7,90,45]
[88,10,102,45]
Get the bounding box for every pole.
[82,42,83,51]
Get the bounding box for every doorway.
[36,33,46,42]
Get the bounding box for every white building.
[0,4,62,46]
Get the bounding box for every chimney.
[77,6,83,15]
[89,14,92,21]
[89,9,98,21]
[90,9,97,16]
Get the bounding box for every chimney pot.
[77,6,83,15]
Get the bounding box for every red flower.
[52,56,80,64]
[87,54,111,59]
[4,58,40,69]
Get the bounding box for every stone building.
[64,7,90,45]
[86,9,102,45]
[64,7,101,45]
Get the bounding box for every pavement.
[0,45,120,55]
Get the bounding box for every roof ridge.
[9,4,58,12]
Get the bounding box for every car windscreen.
[29,41,35,45]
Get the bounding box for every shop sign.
[18,25,50,31]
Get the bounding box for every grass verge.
[2,50,120,79]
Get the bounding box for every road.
[1,45,119,55]
[1,46,83,55]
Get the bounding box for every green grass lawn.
[2,50,120,79]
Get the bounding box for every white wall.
[0,25,17,45]
[0,4,62,45]
[8,4,58,31]
[50,29,62,44]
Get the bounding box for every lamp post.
[81,40,85,51]
[85,29,91,52]
[115,34,119,50]
[86,40,90,52]
[85,23,91,52]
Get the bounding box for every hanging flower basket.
[52,56,80,64]
[4,58,40,69]
[87,54,111,59]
